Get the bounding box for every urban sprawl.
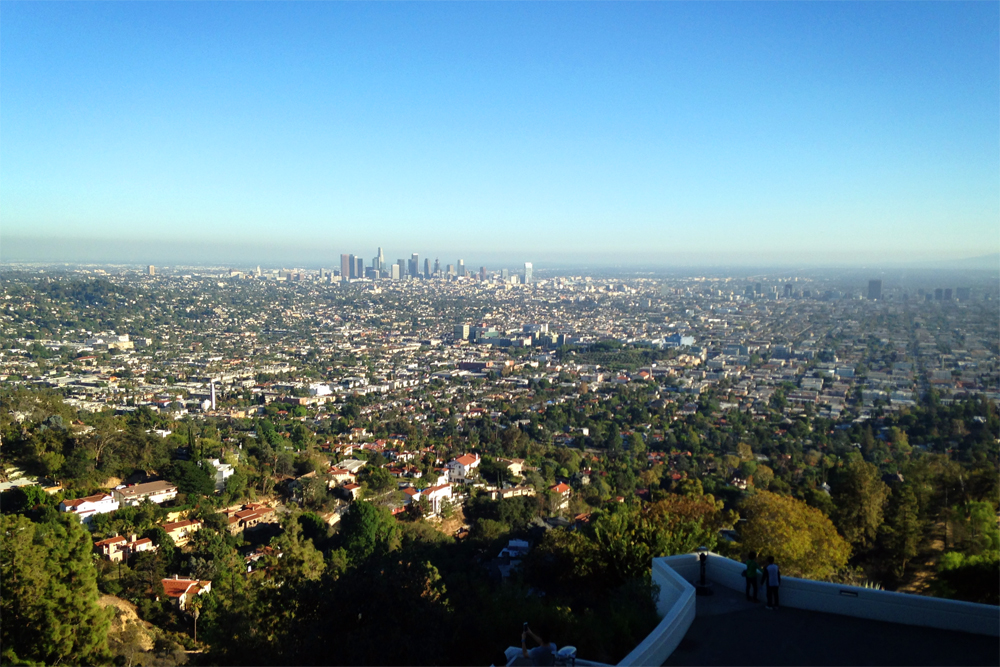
[1,259,997,666]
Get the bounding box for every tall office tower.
[501,268,510,280]
[867,280,882,300]
[255,266,262,277]
[433,258,441,276]
[147,265,155,276]
[454,324,470,340]
[934,288,943,301]
[446,264,455,277]
[784,283,793,298]
[523,262,533,285]
[424,258,430,278]
[377,247,385,271]
[409,253,419,278]
[390,264,401,280]
[944,288,953,301]
[354,256,363,279]
[210,381,216,411]
[457,259,465,277]
[754,282,763,295]
[480,266,486,280]
[956,287,971,302]
[319,268,326,279]
[341,254,351,279]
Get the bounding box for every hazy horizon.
[2,234,998,275]
[2,3,998,266]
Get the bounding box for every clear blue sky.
[2,1,997,267]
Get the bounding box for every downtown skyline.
[2,2,998,268]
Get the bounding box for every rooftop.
[117,480,176,498]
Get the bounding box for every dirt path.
[898,519,947,595]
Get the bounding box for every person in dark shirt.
[743,551,761,602]
[521,625,556,666]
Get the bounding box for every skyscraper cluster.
[331,249,534,284]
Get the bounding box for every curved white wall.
[659,552,1000,638]
[616,558,696,666]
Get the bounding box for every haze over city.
[2,2,998,269]
[3,5,1000,666]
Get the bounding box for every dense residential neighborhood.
[1,265,997,666]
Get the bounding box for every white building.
[447,453,481,484]
[114,480,178,507]
[206,459,235,492]
[421,483,453,515]
[59,492,119,522]
[308,383,333,397]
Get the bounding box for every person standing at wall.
[764,556,781,610]
[743,551,761,602]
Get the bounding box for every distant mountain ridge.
[934,253,1000,271]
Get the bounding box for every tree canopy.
[1,513,112,665]
[739,490,852,580]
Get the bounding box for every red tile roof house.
[402,487,422,506]
[326,467,356,488]
[446,453,480,483]
[93,535,128,562]
[548,482,572,511]
[160,519,203,546]
[94,534,156,562]
[220,503,276,534]
[59,492,120,523]
[160,575,212,611]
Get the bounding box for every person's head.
[537,627,551,644]
[767,556,775,564]
[748,551,757,560]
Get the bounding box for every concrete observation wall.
[659,552,999,638]
[615,557,697,666]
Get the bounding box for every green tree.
[739,490,852,580]
[360,465,395,495]
[753,464,774,490]
[876,484,922,580]
[934,551,1000,605]
[830,458,890,550]
[954,501,1000,555]
[1,514,112,664]
[168,460,216,497]
[338,501,400,564]
[471,518,511,545]
[270,514,326,584]
[628,432,646,459]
